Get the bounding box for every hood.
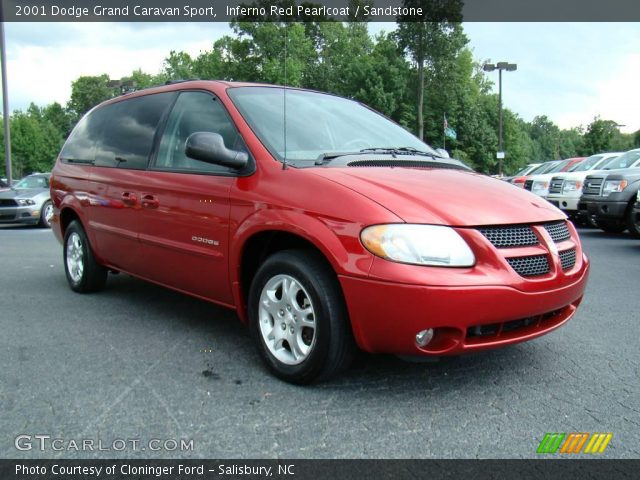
[311,167,564,226]
[587,167,640,180]
[552,171,597,182]
[0,188,46,199]
[525,172,560,182]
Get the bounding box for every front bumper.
[339,258,589,356]
[582,199,628,220]
[546,194,580,213]
[0,206,41,224]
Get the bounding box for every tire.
[63,220,108,293]
[626,203,640,239]
[596,219,627,234]
[38,200,53,228]
[248,249,355,384]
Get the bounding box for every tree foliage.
[2,21,636,179]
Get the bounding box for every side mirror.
[185,132,248,170]
[435,148,450,159]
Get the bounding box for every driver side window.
[155,91,245,174]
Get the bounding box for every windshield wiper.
[360,147,439,158]
[315,147,439,165]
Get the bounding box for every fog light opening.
[415,328,435,347]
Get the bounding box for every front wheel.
[626,203,640,238]
[248,250,355,384]
[39,201,53,228]
[63,220,108,293]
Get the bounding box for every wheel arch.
[231,211,370,323]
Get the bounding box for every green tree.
[6,107,63,176]
[395,0,465,140]
[120,69,167,90]
[163,51,195,80]
[557,127,583,158]
[582,117,622,155]
[528,115,561,159]
[67,74,114,119]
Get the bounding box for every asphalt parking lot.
[1,225,639,459]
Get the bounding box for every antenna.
[282,24,288,170]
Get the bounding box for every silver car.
[0,173,53,228]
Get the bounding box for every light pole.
[483,62,517,176]
[0,20,11,184]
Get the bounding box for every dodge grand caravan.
[50,81,590,383]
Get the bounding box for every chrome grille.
[478,225,539,248]
[548,178,564,194]
[543,221,571,242]
[507,255,550,277]
[524,180,534,191]
[559,248,577,271]
[583,177,604,196]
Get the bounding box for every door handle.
[141,194,160,209]
[121,192,138,205]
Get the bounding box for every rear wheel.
[596,219,627,234]
[626,203,640,238]
[63,220,107,293]
[248,249,355,384]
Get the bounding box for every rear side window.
[94,93,175,169]
[154,91,246,174]
[60,108,108,163]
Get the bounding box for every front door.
[134,91,249,305]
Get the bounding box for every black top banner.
[0,0,640,22]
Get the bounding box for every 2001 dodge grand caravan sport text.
[50,81,589,383]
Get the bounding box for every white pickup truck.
[546,151,640,220]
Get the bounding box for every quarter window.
[155,91,245,174]
[60,107,108,163]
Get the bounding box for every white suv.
[523,158,585,198]
[546,153,623,216]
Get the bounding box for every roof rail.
[165,78,201,85]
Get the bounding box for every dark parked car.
[50,81,589,383]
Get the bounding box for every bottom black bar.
[1,459,639,480]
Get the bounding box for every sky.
[1,21,639,133]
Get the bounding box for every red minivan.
[50,81,589,383]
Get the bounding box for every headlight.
[16,199,36,206]
[562,180,582,193]
[360,224,475,267]
[602,180,628,196]
[532,180,549,195]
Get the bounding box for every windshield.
[603,150,640,170]
[228,87,439,164]
[15,175,49,189]
[531,161,560,175]
[570,155,603,172]
[514,164,536,176]
[547,159,572,173]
